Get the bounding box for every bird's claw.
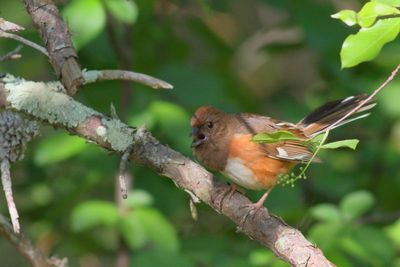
[215,184,241,213]
[238,202,266,231]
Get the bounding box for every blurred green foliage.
[1,0,400,266]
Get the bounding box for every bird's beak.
[191,138,205,148]
[191,127,206,148]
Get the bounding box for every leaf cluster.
[332,0,400,67]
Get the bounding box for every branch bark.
[24,0,84,95]
[0,75,335,267]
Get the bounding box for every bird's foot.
[238,201,267,231]
[216,183,243,213]
[238,188,273,230]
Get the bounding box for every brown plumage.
[191,94,375,211]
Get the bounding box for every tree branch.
[0,213,67,267]
[0,74,335,267]
[82,70,173,89]
[1,159,20,233]
[0,17,172,90]
[0,30,48,56]
[0,45,22,62]
[24,0,84,95]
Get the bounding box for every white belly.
[222,157,264,190]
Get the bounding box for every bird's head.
[190,106,226,149]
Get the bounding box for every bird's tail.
[297,94,376,138]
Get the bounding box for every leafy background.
[1,0,400,266]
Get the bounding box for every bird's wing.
[235,113,318,162]
[266,141,319,162]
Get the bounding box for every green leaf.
[372,0,400,7]
[252,130,304,143]
[358,2,400,28]
[341,18,400,68]
[320,139,359,150]
[34,133,86,166]
[119,208,179,252]
[71,201,119,231]
[310,204,342,223]
[340,190,375,221]
[62,0,106,49]
[104,0,138,24]
[331,10,357,26]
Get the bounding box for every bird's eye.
[207,121,213,129]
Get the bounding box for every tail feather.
[297,94,375,137]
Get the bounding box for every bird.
[190,94,375,214]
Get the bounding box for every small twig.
[0,33,172,91]
[327,63,400,131]
[0,30,48,57]
[293,131,330,184]
[0,18,24,32]
[1,159,20,234]
[119,145,134,199]
[0,32,173,91]
[83,70,173,89]
[0,45,22,61]
[0,213,66,267]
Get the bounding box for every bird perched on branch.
[191,95,375,214]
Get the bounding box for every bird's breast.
[222,134,293,190]
[222,157,265,190]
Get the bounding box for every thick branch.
[0,213,62,267]
[24,0,84,95]
[0,75,334,266]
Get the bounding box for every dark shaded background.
[1,0,400,266]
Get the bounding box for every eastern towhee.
[191,95,375,213]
